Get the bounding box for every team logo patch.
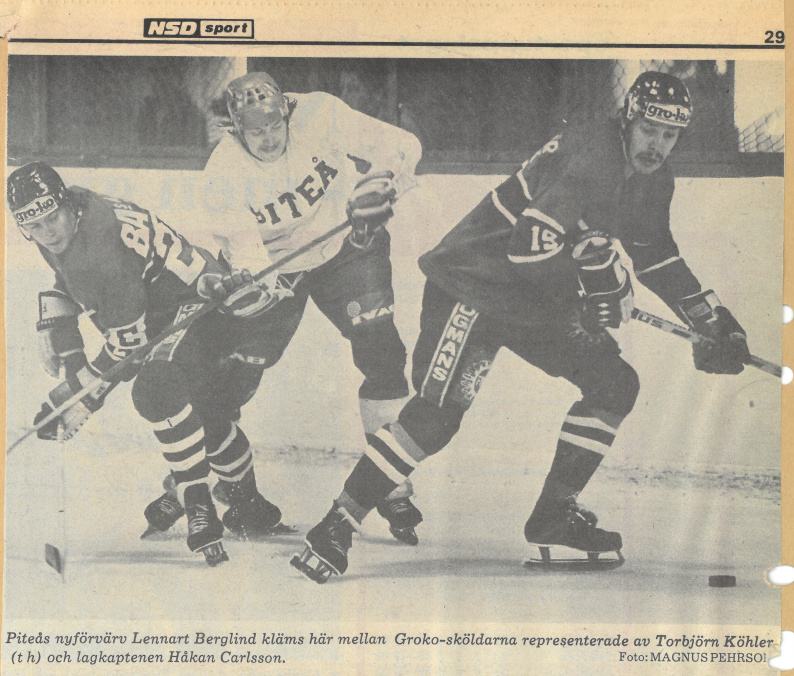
[347,301,361,318]
[14,196,58,224]
[451,352,493,407]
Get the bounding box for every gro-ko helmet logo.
[645,102,690,127]
[143,19,254,39]
[15,196,58,224]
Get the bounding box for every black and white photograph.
[1,2,787,673]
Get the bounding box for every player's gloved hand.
[678,290,751,374]
[33,373,114,441]
[36,290,85,378]
[197,269,281,318]
[347,170,397,250]
[572,231,634,330]
[562,306,620,357]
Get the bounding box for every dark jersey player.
[7,162,293,565]
[292,72,752,583]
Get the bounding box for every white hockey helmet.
[225,71,290,136]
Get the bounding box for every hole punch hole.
[784,305,793,325]
[769,630,794,671]
[782,366,793,386]
[767,565,794,586]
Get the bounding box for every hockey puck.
[708,575,736,587]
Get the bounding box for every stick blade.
[44,543,65,575]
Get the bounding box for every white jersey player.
[194,72,425,544]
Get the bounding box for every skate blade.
[524,545,625,571]
[389,526,419,547]
[227,521,299,541]
[198,541,230,567]
[290,547,336,584]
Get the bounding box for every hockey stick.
[45,362,67,579]
[631,308,782,378]
[7,219,353,455]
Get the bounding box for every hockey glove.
[33,367,115,441]
[36,290,86,378]
[197,269,286,318]
[562,306,621,358]
[572,231,634,330]
[679,290,751,374]
[347,170,397,250]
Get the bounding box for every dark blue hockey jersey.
[419,118,702,327]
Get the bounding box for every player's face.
[242,117,288,162]
[21,206,78,254]
[625,118,681,175]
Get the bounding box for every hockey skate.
[184,484,229,567]
[523,497,624,571]
[140,475,185,539]
[291,503,356,584]
[140,492,185,539]
[218,471,296,539]
[376,496,423,546]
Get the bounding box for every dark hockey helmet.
[623,71,692,129]
[7,162,71,229]
[226,71,290,135]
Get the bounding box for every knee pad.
[397,395,464,456]
[580,360,640,418]
[352,319,409,399]
[132,362,191,423]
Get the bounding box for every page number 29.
[764,30,784,43]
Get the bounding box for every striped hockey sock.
[339,422,428,523]
[152,404,210,501]
[538,401,623,503]
[206,421,253,485]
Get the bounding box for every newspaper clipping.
[1,1,788,673]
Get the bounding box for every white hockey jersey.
[199,91,422,274]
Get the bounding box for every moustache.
[636,151,663,164]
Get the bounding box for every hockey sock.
[153,404,210,502]
[206,421,253,484]
[359,396,415,501]
[340,422,428,523]
[535,401,623,506]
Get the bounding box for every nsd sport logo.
[143,19,254,39]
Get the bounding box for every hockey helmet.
[7,162,71,229]
[623,71,692,129]
[226,71,290,134]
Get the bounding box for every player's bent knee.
[352,319,409,399]
[132,362,191,423]
[581,360,640,418]
[397,395,464,456]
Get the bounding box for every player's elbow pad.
[36,290,85,378]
